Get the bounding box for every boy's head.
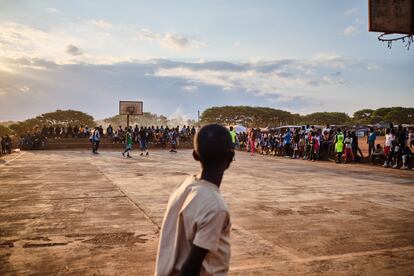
[193,124,234,169]
[230,126,234,131]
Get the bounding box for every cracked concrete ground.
[0,150,413,275]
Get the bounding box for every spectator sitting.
[371,144,385,165]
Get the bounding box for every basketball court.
[1,150,413,275]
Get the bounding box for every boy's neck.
[200,168,224,188]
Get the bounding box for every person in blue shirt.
[283,129,292,157]
[367,127,377,157]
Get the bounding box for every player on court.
[155,124,234,276]
[122,128,133,158]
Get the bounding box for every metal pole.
[197,110,200,127]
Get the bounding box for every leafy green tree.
[35,110,95,127]
[299,112,351,125]
[201,106,295,127]
[0,125,13,136]
[9,110,95,135]
[353,109,374,124]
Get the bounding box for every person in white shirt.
[383,128,396,168]
[155,124,234,276]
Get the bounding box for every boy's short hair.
[194,124,233,166]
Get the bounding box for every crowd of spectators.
[234,124,414,170]
[19,124,198,150]
[106,124,197,150]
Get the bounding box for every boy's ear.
[192,150,200,161]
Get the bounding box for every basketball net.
[378,33,414,50]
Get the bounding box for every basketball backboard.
[369,0,413,34]
[119,101,143,115]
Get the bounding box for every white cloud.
[344,8,358,16]
[138,29,206,51]
[45,8,60,14]
[87,19,112,29]
[0,21,206,65]
[308,53,351,68]
[344,24,359,36]
[182,85,198,92]
[153,56,348,99]
[19,85,30,93]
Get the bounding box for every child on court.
[155,124,234,276]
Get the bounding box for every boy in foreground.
[155,124,234,276]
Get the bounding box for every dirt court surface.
[1,150,413,275]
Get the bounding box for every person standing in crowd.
[155,124,233,276]
[122,128,133,158]
[344,130,354,163]
[283,128,292,157]
[335,128,344,163]
[292,128,300,159]
[397,124,407,148]
[367,127,376,157]
[106,124,113,137]
[353,131,364,161]
[248,128,255,156]
[1,136,5,155]
[91,127,100,154]
[139,126,149,156]
[170,127,178,153]
[383,128,395,168]
[229,126,237,160]
[409,128,414,149]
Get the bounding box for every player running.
[122,128,133,158]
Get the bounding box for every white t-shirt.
[344,137,353,149]
[155,176,231,276]
[385,134,395,147]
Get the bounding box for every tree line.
[200,106,414,128]
[0,109,196,136]
[1,106,413,137]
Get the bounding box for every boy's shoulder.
[176,176,228,212]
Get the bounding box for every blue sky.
[0,0,413,121]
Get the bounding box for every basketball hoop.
[126,106,135,115]
[378,33,414,50]
[119,100,143,127]
[369,0,414,50]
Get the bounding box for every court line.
[295,245,414,263]
[0,195,127,203]
[91,161,161,231]
[0,151,26,167]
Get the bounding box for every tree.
[35,110,95,127]
[9,110,95,135]
[201,106,295,127]
[353,109,374,124]
[0,125,13,137]
[300,112,351,125]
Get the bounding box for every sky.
[0,0,413,121]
